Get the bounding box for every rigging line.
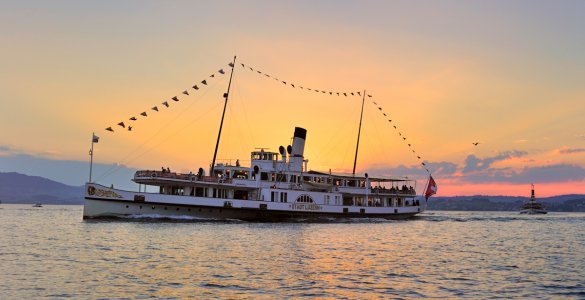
[231,80,256,148]
[96,99,224,182]
[223,99,249,161]
[94,77,227,181]
[238,62,360,97]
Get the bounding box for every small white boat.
[520,184,547,214]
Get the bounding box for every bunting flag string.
[238,62,363,98]
[366,95,432,174]
[234,61,430,173]
[104,64,231,133]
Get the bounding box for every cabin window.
[195,187,206,197]
[280,192,288,202]
[271,191,277,202]
[324,195,330,205]
[276,174,286,182]
[342,197,353,206]
[271,173,276,182]
[234,170,248,179]
[234,190,248,200]
[260,172,269,181]
[213,189,227,199]
[289,175,297,183]
[296,194,313,203]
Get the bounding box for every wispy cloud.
[559,148,585,155]
[462,151,527,173]
[462,164,585,184]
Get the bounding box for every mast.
[89,132,97,182]
[352,89,366,176]
[210,56,237,175]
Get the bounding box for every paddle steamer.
[83,57,430,220]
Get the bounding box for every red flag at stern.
[425,176,437,200]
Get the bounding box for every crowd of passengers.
[371,184,416,194]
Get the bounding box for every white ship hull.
[519,208,547,214]
[83,184,423,221]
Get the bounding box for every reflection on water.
[1,205,584,299]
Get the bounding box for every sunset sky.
[1,1,584,196]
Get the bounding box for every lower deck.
[84,183,423,220]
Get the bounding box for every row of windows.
[125,205,222,213]
[271,191,288,202]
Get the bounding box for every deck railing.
[134,170,232,184]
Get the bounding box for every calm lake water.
[1,205,584,299]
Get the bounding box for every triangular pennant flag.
[128,126,133,131]
[357,92,361,96]
[282,81,287,85]
[308,88,312,91]
[337,92,340,96]
[219,69,225,74]
[351,92,354,96]
[201,80,207,85]
[172,96,179,101]
[368,94,372,97]
[315,90,320,92]
[388,119,392,122]
[378,107,382,110]
[374,102,378,105]
[106,127,114,132]
[193,85,199,90]
[329,92,333,95]
[417,156,421,159]
[408,144,411,147]
[383,113,387,116]
[300,86,304,89]
[422,162,426,166]
[239,63,244,67]
[403,137,406,140]
[162,101,169,107]
[130,117,137,121]
[257,70,261,74]
[228,62,234,67]
[249,67,253,71]
[152,106,159,112]
[210,74,215,78]
[182,90,189,95]
[265,74,270,77]
[322,91,326,93]
[140,112,147,117]
[393,126,397,129]
[291,84,295,88]
[343,93,347,96]
[118,122,125,128]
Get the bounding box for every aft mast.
[352,90,366,176]
[210,56,237,175]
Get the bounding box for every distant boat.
[520,184,547,214]
[32,203,43,208]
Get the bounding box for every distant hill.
[0,172,84,204]
[427,195,585,212]
[1,171,584,211]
